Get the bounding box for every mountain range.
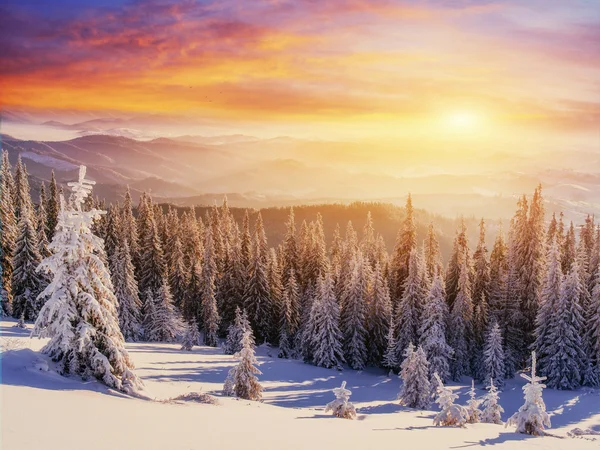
[1,133,598,223]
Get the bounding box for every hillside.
[2,319,598,450]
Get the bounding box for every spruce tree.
[11,184,44,321]
[168,231,189,310]
[366,261,392,365]
[390,194,417,304]
[544,261,586,390]
[394,248,426,363]
[231,330,263,401]
[181,320,200,351]
[138,194,167,304]
[202,226,220,347]
[243,224,272,344]
[488,228,508,324]
[424,223,444,281]
[472,219,490,380]
[268,248,284,344]
[449,252,473,381]
[36,183,51,259]
[46,170,60,240]
[224,307,253,355]
[340,252,368,370]
[507,351,550,436]
[483,321,505,389]
[432,373,468,427]
[120,186,139,257]
[0,150,16,315]
[445,219,470,311]
[466,380,482,423]
[383,315,398,370]
[325,381,357,419]
[144,280,182,342]
[398,344,431,409]
[282,207,298,284]
[521,185,545,350]
[534,238,562,377]
[278,287,294,358]
[419,271,453,382]
[311,274,344,369]
[481,379,504,425]
[111,242,142,341]
[586,258,600,382]
[33,166,140,392]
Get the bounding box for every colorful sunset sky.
[1,0,599,145]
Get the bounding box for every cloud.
[0,0,598,138]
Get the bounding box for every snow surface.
[1,319,599,450]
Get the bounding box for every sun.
[444,111,482,131]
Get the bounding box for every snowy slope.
[1,319,599,450]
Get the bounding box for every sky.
[0,0,599,146]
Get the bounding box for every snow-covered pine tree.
[202,226,220,347]
[534,238,562,377]
[223,368,235,396]
[483,320,505,389]
[282,207,298,285]
[390,194,417,304]
[394,248,426,364]
[481,379,504,425]
[286,267,301,343]
[0,150,16,315]
[311,273,344,369]
[502,234,525,378]
[32,166,140,392]
[424,223,444,281]
[138,193,168,308]
[445,219,471,311]
[278,283,294,359]
[243,215,272,344]
[223,306,250,355]
[120,186,139,260]
[521,186,545,349]
[472,219,491,313]
[366,261,392,366]
[544,261,586,390]
[419,271,453,382]
[507,351,551,436]
[587,258,600,382]
[449,251,473,381]
[471,219,490,382]
[181,320,200,351]
[144,279,183,342]
[267,248,284,344]
[325,381,357,419]
[383,315,398,371]
[45,170,60,241]
[11,178,44,321]
[111,241,142,341]
[36,183,51,259]
[103,204,121,262]
[432,373,468,427]
[340,252,368,370]
[398,344,431,409]
[13,157,32,220]
[219,223,245,332]
[488,228,508,325]
[167,228,188,310]
[466,380,482,423]
[232,330,263,401]
[562,222,576,280]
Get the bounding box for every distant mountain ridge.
[0,133,598,222]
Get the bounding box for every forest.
[1,149,599,393]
